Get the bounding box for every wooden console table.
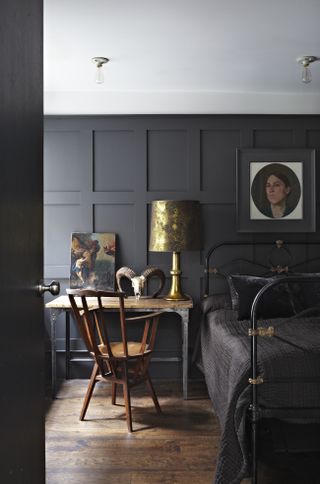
[45,295,193,399]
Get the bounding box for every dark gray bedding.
[200,307,320,484]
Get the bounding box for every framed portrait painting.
[236,148,316,232]
[70,232,116,290]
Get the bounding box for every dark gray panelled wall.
[44,114,320,380]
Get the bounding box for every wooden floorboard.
[46,380,320,483]
[46,380,218,484]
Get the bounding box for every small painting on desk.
[70,232,116,290]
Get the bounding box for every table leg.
[180,309,189,400]
[65,312,70,379]
[50,308,61,399]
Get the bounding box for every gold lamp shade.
[149,200,201,300]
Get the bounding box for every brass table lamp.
[149,200,201,301]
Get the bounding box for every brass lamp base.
[164,251,189,301]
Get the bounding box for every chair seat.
[99,341,148,357]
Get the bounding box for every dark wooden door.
[0,0,45,482]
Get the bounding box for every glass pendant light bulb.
[95,64,104,84]
[302,65,312,84]
[92,57,109,84]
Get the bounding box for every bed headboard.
[204,240,320,297]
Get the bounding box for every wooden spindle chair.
[67,289,163,432]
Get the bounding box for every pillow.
[227,274,296,320]
[289,273,320,310]
[201,294,232,315]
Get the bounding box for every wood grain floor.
[45,380,219,484]
[46,380,320,484]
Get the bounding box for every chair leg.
[79,362,99,421]
[111,382,117,405]
[123,364,133,432]
[146,372,161,414]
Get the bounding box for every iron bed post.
[249,277,286,484]
[204,241,228,296]
[250,303,259,484]
[249,275,319,484]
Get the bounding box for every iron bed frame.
[203,240,320,484]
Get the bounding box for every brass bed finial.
[248,327,274,337]
[249,376,264,385]
[270,265,288,274]
[206,267,219,274]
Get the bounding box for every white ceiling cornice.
[45,90,320,115]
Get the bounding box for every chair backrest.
[66,289,161,376]
[67,288,126,355]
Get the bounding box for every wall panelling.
[44,115,320,379]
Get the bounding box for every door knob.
[37,280,60,296]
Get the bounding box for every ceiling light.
[296,56,319,84]
[92,57,109,84]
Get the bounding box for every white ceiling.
[44,0,320,115]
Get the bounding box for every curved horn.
[116,266,136,292]
[141,266,166,298]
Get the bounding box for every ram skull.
[116,266,165,299]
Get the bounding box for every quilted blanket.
[200,308,320,484]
